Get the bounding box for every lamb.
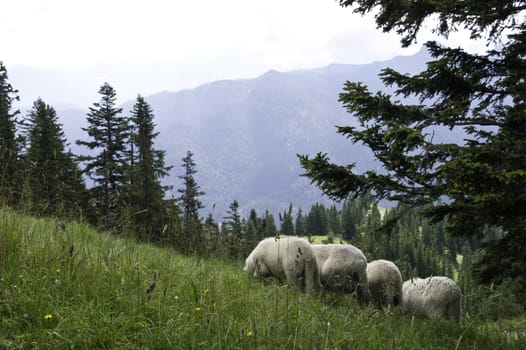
[243,237,321,292]
[366,259,403,308]
[402,276,462,321]
[311,244,372,302]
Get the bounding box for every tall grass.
[1,208,525,349]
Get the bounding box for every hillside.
[1,209,524,349]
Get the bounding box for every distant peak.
[260,69,282,77]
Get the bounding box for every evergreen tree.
[306,203,327,235]
[262,210,277,237]
[280,203,294,235]
[294,207,305,236]
[224,200,242,236]
[299,0,526,292]
[245,219,258,251]
[248,208,266,241]
[24,98,86,217]
[127,95,172,242]
[76,82,129,230]
[341,199,357,240]
[223,200,244,258]
[326,204,341,236]
[203,213,220,255]
[0,62,21,206]
[177,150,204,255]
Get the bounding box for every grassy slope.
[1,209,524,349]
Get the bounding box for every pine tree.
[326,204,341,236]
[203,213,220,255]
[24,98,87,217]
[223,200,244,258]
[76,82,129,230]
[127,95,172,242]
[341,199,357,240]
[280,203,294,235]
[262,210,277,237]
[0,62,21,206]
[294,207,305,236]
[248,208,266,241]
[177,150,204,255]
[224,200,242,235]
[306,203,328,235]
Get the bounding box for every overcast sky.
[2,0,488,107]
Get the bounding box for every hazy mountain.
[56,49,433,218]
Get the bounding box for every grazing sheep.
[402,276,462,321]
[366,259,403,309]
[244,237,320,292]
[312,244,372,302]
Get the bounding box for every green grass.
[1,209,525,349]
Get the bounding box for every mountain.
[57,49,432,218]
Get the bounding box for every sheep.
[244,237,321,292]
[402,276,462,321]
[311,244,372,302]
[366,259,403,309]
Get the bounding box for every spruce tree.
[262,210,277,237]
[294,207,305,236]
[24,98,86,217]
[224,200,243,258]
[77,83,129,230]
[128,95,172,242]
[327,204,341,236]
[306,203,327,235]
[0,62,21,206]
[203,213,220,255]
[280,203,294,235]
[299,0,526,291]
[224,200,242,235]
[177,150,204,255]
[341,199,357,240]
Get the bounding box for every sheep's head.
[322,264,360,293]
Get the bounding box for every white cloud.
[2,0,415,69]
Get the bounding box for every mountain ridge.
[45,49,432,218]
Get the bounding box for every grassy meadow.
[1,208,525,349]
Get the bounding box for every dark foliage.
[300,0,526,292]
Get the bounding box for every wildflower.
[44,314,53,320]
[246,331,254,337]
[203,288,209,295]
[195,307,202,312]
[55,269,61,273]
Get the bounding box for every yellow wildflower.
[195,307,202,312]
[246,331,254,337]
[203,288,209,295]
[44,314,53,320]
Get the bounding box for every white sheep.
[311,244,372,302]
[244,237,321,292]
[402,276,462,321]
[366,259,403,309]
